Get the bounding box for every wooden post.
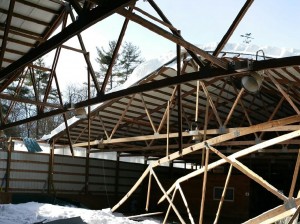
[85,150,90,194]
[48,139,55,194]
[202,98,209,167]
[289,148,300,198]
[214,164,233,224]
[115,152,120,198]
[166,100,170,156]
[177,38,183,154]
[199,146,210,224]
[195,80,200,122]
[85,61,91,195]
[5,137,12,192]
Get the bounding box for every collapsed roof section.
[43,45,300,159]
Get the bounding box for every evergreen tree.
[96,41,144,92]
[119,42,143,84]
[96,41,120,90]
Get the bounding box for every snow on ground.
[0,202,161,224]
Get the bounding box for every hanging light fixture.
[75,108,87,119]
[241,71,264,94]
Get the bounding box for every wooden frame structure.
[0,0,300,223]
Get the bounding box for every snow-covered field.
[0,202,161,224]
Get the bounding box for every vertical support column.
[85,59,91,195]
[115,152,120,198]
[5,138,12,192]
[48,139,55,194]
[85,150,90,195]
[177,34,183,154]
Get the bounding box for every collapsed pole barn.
[0,0,300,223]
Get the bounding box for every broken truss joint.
[284,198,297,210]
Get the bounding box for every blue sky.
[48,0,300,90]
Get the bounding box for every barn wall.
[0,150,147,195]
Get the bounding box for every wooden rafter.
[118,8,227,69]
[268,72,300,115]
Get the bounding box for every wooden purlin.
[268,72,300,115]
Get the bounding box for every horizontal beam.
[72,125,300,147]
[2,55,300,130]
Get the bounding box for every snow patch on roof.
[201,42,300,58]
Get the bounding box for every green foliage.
[96,40,144,91]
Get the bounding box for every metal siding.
[10,180,44,190]
[53,165,85,174]
[54,182,83,191]
[89,176,115,185]
[11,162,48,172]
[12,152,49,162]
[89,168,115,176]
[53,174,85,183]
[54,156,85,166]
[10,171,47,180]
[119,170,141,178]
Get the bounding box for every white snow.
[200,42,300,58]
[0,202,160,224]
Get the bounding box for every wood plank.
[150,169,186,224]
[154,115,300,167]
[243,198,300,224]
[158,124,300,204]
[289,148,300,198]
[118,8,227,69]
[268,73,300,115]
[75,124,300,148]
[214,164,233,224]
